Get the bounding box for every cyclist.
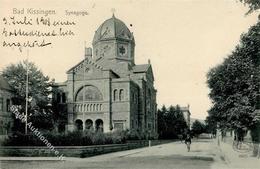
[185,134,192,152]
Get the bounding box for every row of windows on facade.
[57,89,138,103]
[74,103,102,112]
[0,98,11,112]
[113,89,139,103]
[75,119,104,131]
[75,119,124,132]
[113,89,124,101]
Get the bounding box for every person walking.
[185,134,192,152]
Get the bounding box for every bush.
[127,130,142,140]
[3,129,149,146]
[91,131,105,145]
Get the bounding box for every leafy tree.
[191,120,206,137]
[2,60,54,132]
[157,105,188,139]
[205,115,217,135]
[207,21,260,141]
[240,0,260,14]
[157,105,167,137]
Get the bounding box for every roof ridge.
[67,57,104,74]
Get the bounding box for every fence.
[0,140,174,158]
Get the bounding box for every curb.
[0,157,65,161]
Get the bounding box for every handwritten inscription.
[2,16,77,52]
[3,40,51,52]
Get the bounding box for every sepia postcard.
[0,0,260,169]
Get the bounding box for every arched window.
[75,119,83,131]
[119,89,124,101]
[95,119,104,132]
[85,119,93,130]
[62,93,66,103]
[75,85,103,102]
[114,89,118,101]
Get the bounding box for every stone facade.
[54,15,157,134]
[0,75,14,140]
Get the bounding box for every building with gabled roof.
[53,15,157,134]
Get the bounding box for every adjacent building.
[0,75,13,140]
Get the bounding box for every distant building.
[53,15,157,134]
[190,118,205,129]
[180,105,191,129]
[0,75,13,140]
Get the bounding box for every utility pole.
[25,50,29,135]
[82,41,86,131]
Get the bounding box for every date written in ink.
[3,16,76,26]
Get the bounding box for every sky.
[0,0,259,120]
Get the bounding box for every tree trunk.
[250,123,260,157]
[252,142,259,157]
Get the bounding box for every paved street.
[0,139,231,169]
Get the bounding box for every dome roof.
[92,15,135,45]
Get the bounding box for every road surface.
[0,139,228,169]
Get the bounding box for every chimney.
[85,47,92,58]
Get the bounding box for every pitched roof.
[0,75,12,91]
[67,58,103,74]
[66,59,85,73]
[132,64,150,73]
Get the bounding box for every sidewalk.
[218,139,260,169]
[0,144,160,162]
[0,141,219,164]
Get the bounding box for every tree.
[191,120,206,137]
[240,0,260,14]
[157,105,188,139]
[157,105,167,138]
[2,60,54,132]
[205,115,217,136]
[207,20,260,143]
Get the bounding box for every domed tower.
[92,14,135,67]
